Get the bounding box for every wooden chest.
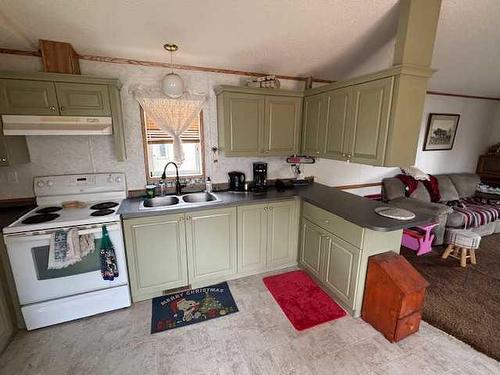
[362,252,429,342]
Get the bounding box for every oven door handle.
[5,223,121,239]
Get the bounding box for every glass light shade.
[162,73,184,98]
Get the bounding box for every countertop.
[119,183,435,232]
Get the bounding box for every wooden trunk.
[362,252,429,342]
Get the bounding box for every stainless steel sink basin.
[143,196,179,207]
[182,192,217,203]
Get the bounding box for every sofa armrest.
[389,197,453,217]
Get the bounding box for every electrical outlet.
[7,171,18,184]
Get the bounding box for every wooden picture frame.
[423,113,460,151]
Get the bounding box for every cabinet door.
[221,92,265,156]
[263,96,302,155]
[123,214,187,302]
[347,77,393,166]
[237,203,268,275]
[323,235,360,308]
[299,218,325,280]
[0,79,58,115]
[267,200,299,269]
[323,88,351,160]
[186,207,237,286]
[301,94,326,156]
[0,267,14,353]
[0,135,30,167]
[55,83,111,116]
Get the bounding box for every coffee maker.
[252,162,268,191]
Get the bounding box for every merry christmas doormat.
[151,282,238,333]
[263,270,346,330]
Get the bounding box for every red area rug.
[263,270,346,330]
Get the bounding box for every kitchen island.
[119,182,434,316]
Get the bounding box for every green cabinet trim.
[216,85,304,156]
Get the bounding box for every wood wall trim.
[3,47,500,101]
[426,90,500,102]
[335,182,382,190]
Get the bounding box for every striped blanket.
[447,197,500,229]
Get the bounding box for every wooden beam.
[393,0,442,67]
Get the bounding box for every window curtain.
[133,89,206,165]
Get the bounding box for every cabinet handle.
[347,154,352,159]
[269,207,273,211]
[49,106,56,111]
[0,157,7,163]
[60,106,66,111]
[264,207,268,211]
[324,219,329,224]
[264,150,269,154]
[316,151,320,154]
[342,153,346,157]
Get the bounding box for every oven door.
[4,222,128,305]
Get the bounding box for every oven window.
[32,239,102,280]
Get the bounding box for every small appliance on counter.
[286,155,315,186]
[228,171,246,191]
[252,162,268,192]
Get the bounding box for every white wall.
[0,54,303,199]
[489,105,500,144]
[414,95,498,174]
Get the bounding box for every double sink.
[140,192,220,210]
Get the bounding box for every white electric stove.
[2,173,131,330]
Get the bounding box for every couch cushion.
[410,182,431,202]
[436,175,460,202]
[448,174,480,198]
[446,211,465,228]
[382,178,406,201]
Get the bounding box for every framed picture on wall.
[423,113,460,151]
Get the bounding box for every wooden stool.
[442,229,481,268]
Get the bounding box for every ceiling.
[0,0,499,96]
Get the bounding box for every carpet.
[401,233,500,361]
[263,270,346,331]
[151,281,238,333]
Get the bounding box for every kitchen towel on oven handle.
[99,225,119,281]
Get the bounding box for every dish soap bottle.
[205,177,212,193]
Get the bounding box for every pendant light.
[162,43,184,98]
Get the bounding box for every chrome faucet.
[161,162,183,195]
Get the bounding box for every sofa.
[382,173,500,245]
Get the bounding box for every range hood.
[1,115,113,136]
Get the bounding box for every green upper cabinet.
[348,77,393,166]
[0,71,127,161]
[219,91,264,155]
[0,79,58,115]
[0,135,30,167]
[301,94,325,156]
[263,96,302,155]
[55,83,111,116]
[216,85,303,157]
[323,88,351,160]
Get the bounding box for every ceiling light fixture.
[162,43,184,98]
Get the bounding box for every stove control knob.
[115,176,122,183]
[36,180,45,188]
[46,180,54,187]
[107,176,114,183]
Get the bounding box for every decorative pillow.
[401,166,430,181]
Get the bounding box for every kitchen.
[1,1,498,374]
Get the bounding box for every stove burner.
[36,206,63,214]
[90,202,119,210]
[22,213,60,224]
[90,209,115,216]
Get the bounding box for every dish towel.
[99,225,119,281]
[48,229,95,269]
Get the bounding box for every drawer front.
[394,311,422,342]
[399,290,426,318]
[302,201,363,248]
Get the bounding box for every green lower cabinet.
[123,213,188,302]
[237,203,268,275]
[299,218,325,281]
[299,201,402,317]
[237,199,299,276]
[322,235,360,308]
[186,207,237,287]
